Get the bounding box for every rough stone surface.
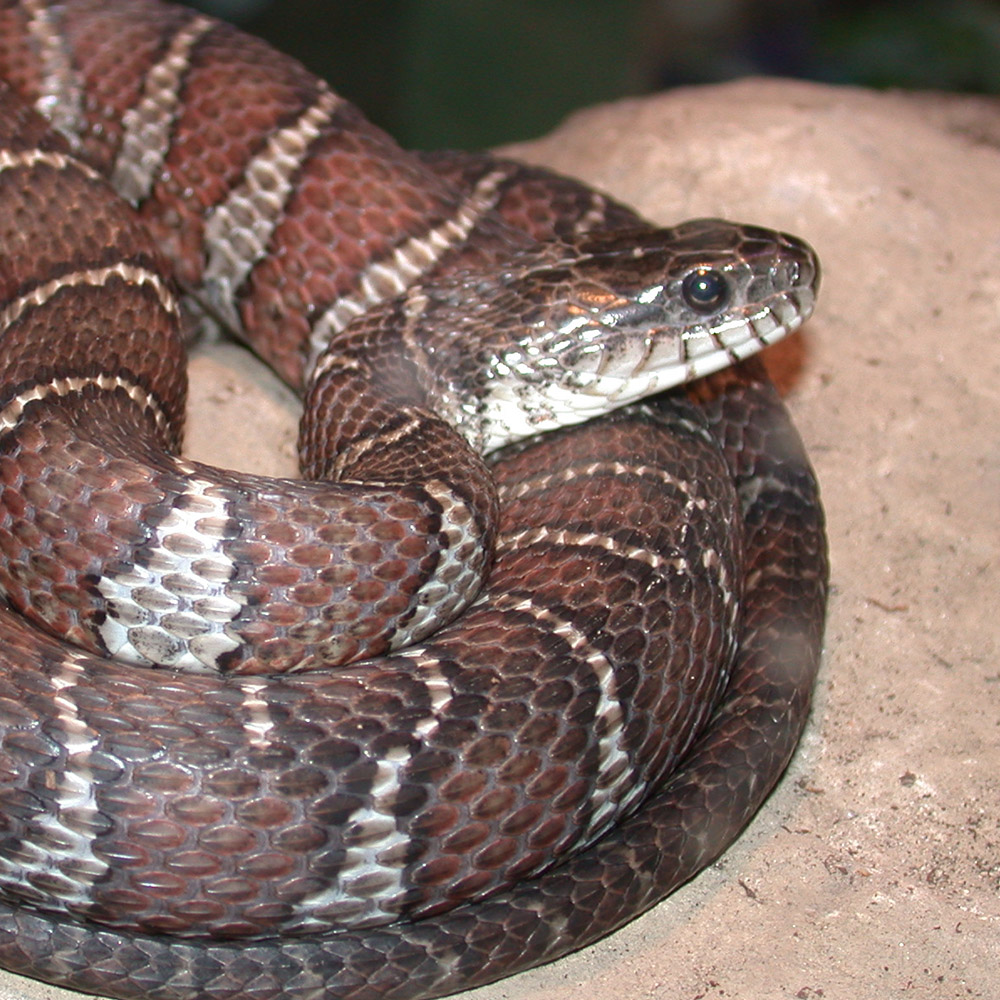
[1,78,996,1000]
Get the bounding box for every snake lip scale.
[0,2,828,999]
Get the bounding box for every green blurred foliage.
[189,0,1000,149]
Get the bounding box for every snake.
[0,1,828,998]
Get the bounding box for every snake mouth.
[554,282,815,399]
[456,221,820,454]
[675,282,816,379]
[477,281,814,452]
[474,233,819,453]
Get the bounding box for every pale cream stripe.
[0,262,179,333]
[0,658,109,911]
[15,664,113,901]
[0,372,168,436]
[487,591,632,835]
[372,652,454,741]
[111,14,216,204]
[501,460,699,504]
[304,168,510,379]
[201,86,343,328]
[236,679,275,747]
[0,147,102,182]
[496,523,691,574]
[20,0,84,141]
[327,408,423,481]
[285,744,414,929]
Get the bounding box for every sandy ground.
[1,79,997,1000]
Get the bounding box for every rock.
[3,78,995,1000]
[185,78,997,1000]
[490,77,998,1000]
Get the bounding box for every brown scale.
[0,395,739,940]
[0,362,827,996]
[0,99,500,672]
[0,2,827,999]
[419,150,647,240]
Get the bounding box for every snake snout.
[555,221,820,391]
[770,230,820,309]
[460,221,820,453]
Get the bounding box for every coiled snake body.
[0,2,828,998]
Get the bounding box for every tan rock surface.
[1,79,996,1000]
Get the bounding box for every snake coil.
[0,2,828,998]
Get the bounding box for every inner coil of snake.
[0,2,828,999]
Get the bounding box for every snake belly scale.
[0,2,828,999]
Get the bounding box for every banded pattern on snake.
[0,2,828,998]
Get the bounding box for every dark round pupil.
[681,268,729,313]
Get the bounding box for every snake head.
[470,218,820,451]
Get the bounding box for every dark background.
[188,0,1000,150]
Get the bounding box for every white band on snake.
[0,2,828,998]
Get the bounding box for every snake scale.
[0,2,828,998]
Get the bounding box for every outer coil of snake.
[0,2,828,999]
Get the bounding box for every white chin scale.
[479,288,811,454]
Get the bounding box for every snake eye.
[681,268,730,313]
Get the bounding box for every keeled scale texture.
[0,393,743,938]
[0,1,828,998]
[0,361,827,1000]
[0,91,499,675]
